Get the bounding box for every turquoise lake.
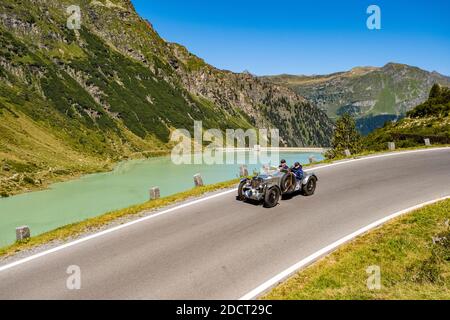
[0,151,324,246]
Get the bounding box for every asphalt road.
[0,148,449,300]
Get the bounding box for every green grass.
[364,117,450,151]
[364,86,450,150]
[0,178,241,259]
[371,87,396,115]
[263,199,450,300]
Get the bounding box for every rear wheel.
[264,187,280,208]
[303,177,317,196]
[237,180,248,201]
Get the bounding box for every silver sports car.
[237,168,318,208]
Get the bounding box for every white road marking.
[0,147,448,274]
[239,195,450,300]
[307,147,450,172]
[0,189,237,273]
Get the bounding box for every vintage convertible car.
[237,168,318,208]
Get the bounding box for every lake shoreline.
[0,150,171,198]
[0,147,327,198]
[0,146,447,261]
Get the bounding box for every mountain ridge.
[262,62,450,135]
[264,63,449,84]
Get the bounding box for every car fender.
[302,173,318,185]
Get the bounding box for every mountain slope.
[263,63,450,134]
[364,84,450,150]
[0,0,332,195]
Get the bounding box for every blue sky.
[131,0,450,76]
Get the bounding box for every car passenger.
[279,159,289,172]
[291,162,304,181]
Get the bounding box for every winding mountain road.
[0,148,449,300]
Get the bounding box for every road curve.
[0,148,449,300]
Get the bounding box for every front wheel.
[264,187,280,208]
[302,177,317,196]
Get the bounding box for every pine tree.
[327,113,363,158]
[429,84,441,99]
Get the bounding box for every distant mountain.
[262,63,450,134]
[0,0,332,195]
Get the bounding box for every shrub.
[22,176,35,185]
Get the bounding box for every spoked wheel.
[264,187,280,208]
[303,177,317,196]
[237,180,248,201]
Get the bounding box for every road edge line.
[308,147,450,172]
[239,195,450,300]
[0,147,448,273]
[0,189,237,273]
